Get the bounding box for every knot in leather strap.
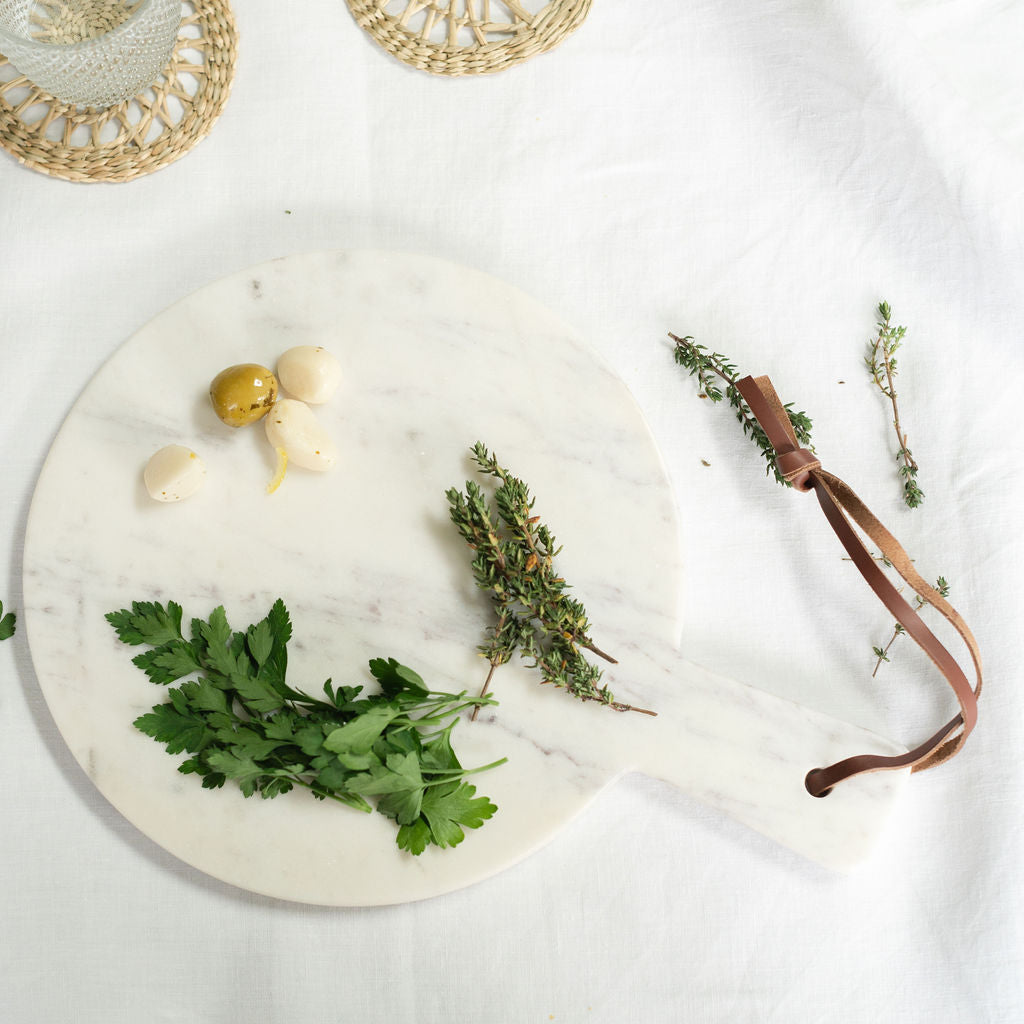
[774,446,820,490]
[734,375,982,798]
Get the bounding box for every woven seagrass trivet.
[0,0,237,183]
[345,0,591,76]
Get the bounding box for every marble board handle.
[594,642,909,871]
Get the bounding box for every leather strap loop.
[734,375,982,797]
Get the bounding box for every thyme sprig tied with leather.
[669,334,814,484]
[447,442,655,719]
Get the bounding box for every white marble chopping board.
[22,251,907,905]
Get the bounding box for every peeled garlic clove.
[276,346,341,404]
[264,399,337,471]
[144,445,206,502]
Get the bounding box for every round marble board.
[22,250,688,905]
[23,251,905,905]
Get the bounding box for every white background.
[2,1,1022,1021]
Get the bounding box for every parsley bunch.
[106,599,505,855]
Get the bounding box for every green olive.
[209,363,278,427]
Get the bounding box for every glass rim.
[0,0,177,54]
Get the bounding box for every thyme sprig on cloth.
[865,301,924,508]
[871,575,950,676]
[447,443,655,718]
[669,334,814,485]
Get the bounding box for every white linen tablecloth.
[2,1,1022,1021]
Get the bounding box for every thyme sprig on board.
[447,443,655,718]
[669,334,814,485]
[865,301,924,508]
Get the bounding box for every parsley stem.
[422,758,509,782]
[395,700,494,730]
[289,778,371,810]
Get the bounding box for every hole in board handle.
[805,768,832,798]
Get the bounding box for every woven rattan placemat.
[345,0,591,76]
[0,0,237,183]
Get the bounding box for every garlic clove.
[276,346,342,404]
[264,399,337,471]
[144,445,206,502]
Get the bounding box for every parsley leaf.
[231,672,286,715]
[246,619,274,669]
[323,706,400,755]
[133,702,212,755]
[421,782,498,849]
[131,640,202,685]
[260,598,291,686]
[203,748,267,796]
[369,657,429,698]
[196,606,236,677]
[108,599,507,854]
[349,754,425,823]
[106,601,183,646]
[396,818,432,856]
[0,600,15,642]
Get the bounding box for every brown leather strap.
[735,375,982,797]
